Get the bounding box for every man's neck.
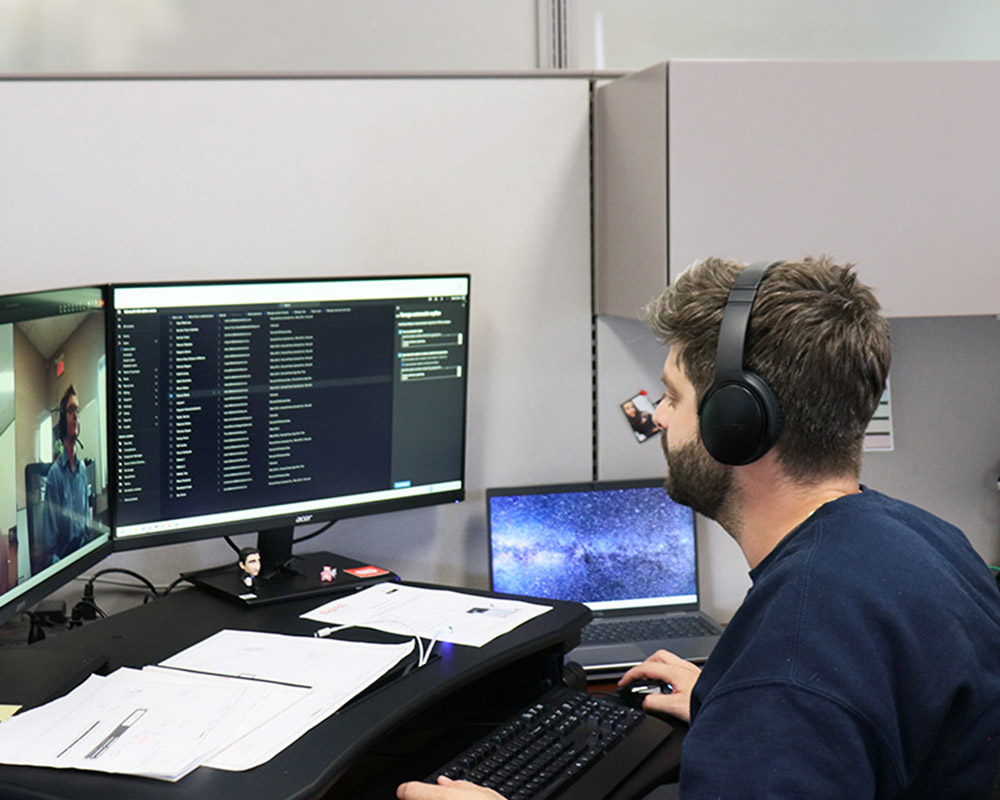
[64,441,76,471]
[730,454,860,569]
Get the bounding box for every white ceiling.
[17,311,90,361]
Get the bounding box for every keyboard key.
[580,614,718,645]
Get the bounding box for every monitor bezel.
[0,537,111,628]
[108,273,470,554]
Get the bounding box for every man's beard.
[662,435,734,523]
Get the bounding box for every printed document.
[157,629,414,770]
[0,668,250,781]
[0,630,413,780]
[301,583,551,647]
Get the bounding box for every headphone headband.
[712,261,781,383]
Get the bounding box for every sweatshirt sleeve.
[679,681,903,799]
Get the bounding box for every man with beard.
[398,257,1000,799]
[42,385,93,563]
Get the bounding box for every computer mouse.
[615,680,673,709]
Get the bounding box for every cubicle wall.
[596,60,1000,318]
[667,60,1000,317]
[594,61,1000,619]
[0,76,595,592]
[2,67,997,621]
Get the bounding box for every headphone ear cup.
[58,408,67,442]
[699,371,782,466]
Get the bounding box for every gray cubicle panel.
[668,60,1000,317]
[667,61,1000,589]
[595,60,1000,319]
[0,75,594,593]
[593,314,753,622]
[593,60,1000,620]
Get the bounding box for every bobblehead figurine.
[238,546,262,591]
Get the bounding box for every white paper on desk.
[0,668,250,781]
[139,665,311,771]
[301,583,552,647]
[156,629,414,771]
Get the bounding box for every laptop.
[487,479,723,678]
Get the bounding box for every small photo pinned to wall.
[621,390,663,443]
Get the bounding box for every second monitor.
[110,275,470,597]
[0,285,112,628]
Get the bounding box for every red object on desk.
[345,566,391,579]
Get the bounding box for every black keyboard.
[424,685,673,800]
[580,614,718,645]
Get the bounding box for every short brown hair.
[644,256,891,480]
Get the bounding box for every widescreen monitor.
[109,275,470,577]
[0,286,112,627]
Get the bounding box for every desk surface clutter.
[0,580,600,800]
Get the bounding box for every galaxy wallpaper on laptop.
[489,486,696,605]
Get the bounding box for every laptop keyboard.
[580,614,718,645]
[424,685,673,800]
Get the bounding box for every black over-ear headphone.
[57,386,77,444]
[58,398,68,443]
[697,261,783,465]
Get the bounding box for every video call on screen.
[0,286,110,593]
[114,290,467,529]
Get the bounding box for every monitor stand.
[182,526,397,607]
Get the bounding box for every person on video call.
[43,385,92,563]
[397,257,1000,799]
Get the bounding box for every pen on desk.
[57,719,101,759]
[156,664,312,689]
[86,708,147,760]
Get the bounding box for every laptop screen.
[487,479,698,611]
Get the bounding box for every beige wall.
[47,312,106,500]
[0,321,15,586]
[47,313,104,419]
[1,76,594,606]
[12,325,47,511]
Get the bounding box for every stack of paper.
[0,587,551,782]
[301,583,552,647]
[0,630,413,781]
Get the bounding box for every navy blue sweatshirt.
[680,488,1000,798]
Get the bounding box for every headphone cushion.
[699,371,781,465]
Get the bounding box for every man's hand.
[397,776,507,800]
[618,649,702,723]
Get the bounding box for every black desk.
[0,581,591,800]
